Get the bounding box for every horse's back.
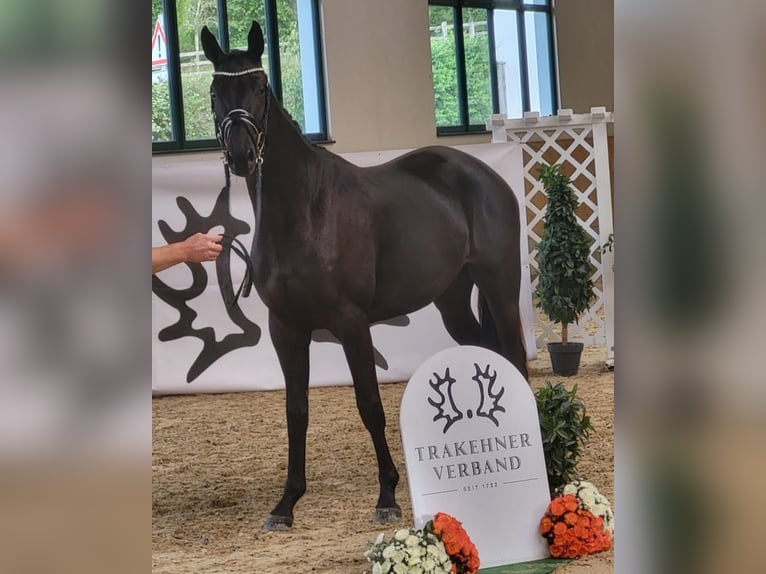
[380,145,522,255]
[388,145,508,190]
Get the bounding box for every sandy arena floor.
[152,345,613,573]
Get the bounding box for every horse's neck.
[249,95,322,256]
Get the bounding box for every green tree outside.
[152,0,306,144]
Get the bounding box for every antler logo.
[472,363,505,426]
[428,363,505,433]
[428,368,463,433]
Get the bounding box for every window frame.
[152,0,328,154]
[429,0,558,136]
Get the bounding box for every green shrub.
[535,380,594,493]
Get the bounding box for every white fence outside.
[488,107,615,366]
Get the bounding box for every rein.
[219,234,253,307]
[210,66,271,308]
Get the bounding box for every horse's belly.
[369,251,465,321]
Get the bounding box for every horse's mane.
[281,105,325,151]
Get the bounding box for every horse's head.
[201,21,270,177]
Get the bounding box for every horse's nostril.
[246,148,255,162]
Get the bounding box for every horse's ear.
[247,21,265,59]
[201,26,224,66]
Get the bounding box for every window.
[428,0,557,135]
[152,0,326,152]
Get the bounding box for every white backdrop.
[152,143,536,394]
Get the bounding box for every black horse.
[201,21,527,531]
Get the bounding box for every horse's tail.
[478,289,529,379]
[478,293,501,353]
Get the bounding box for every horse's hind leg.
[434,268,481,345]
[470,266,529,379]
[334,304,401,523]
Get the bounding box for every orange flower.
[563,495,579,513]
[564,512,579,526]
[591,515,604,531]
[573,541,590,558]
[549,544,564,558]
[540,517,553,534]
[573,523,589,539]
[553,522,567,536]
[549,498,566,516]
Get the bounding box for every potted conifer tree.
[535,164,596,376]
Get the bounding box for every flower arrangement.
[364,512,479,574]
[539,494,612,559]
[561,480,614,536]
[431,512,480,574]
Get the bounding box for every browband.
[212,67,266,77]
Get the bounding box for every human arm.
[152,232,222,274]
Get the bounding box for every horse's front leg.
[336,306,401,523]
[263,313,311,531]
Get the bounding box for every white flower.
[375,532,385,545]
[423,558,436,571]
[382,545,397,561]
[393,563,408,574]
[563,483,577,496]
[405,534,420,547]
[408,553,421,566]
[394,529,410,541]
[581,491,597,507]
[426,544,439,556]
[372,562,385,574]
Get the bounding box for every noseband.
[211,67,271,184]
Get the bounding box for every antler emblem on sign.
[428,368,463,433]
[472,363,505,426]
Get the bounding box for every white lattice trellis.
[488,107,615,366]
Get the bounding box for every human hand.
[182,232,223,263]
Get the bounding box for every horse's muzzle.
[226,123,258,177]
[227,146,257,177]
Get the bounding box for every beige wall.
[320,0,489,152]
[320,0,613,153]
[554,0,614,114]
[320,0,431,152]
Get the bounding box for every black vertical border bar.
[487,8,499,115]
[265,0,283,102]
[163,0,186,147]
[454,6,469,129]
[217,0,229,52]
[310,0,328,137]
[517,6,531,113]
[545,5,559,113]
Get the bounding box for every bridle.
[209,66,270,307]
[211,66,271,188]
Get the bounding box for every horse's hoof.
[373,507,402,524]
[263,514,293,531]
